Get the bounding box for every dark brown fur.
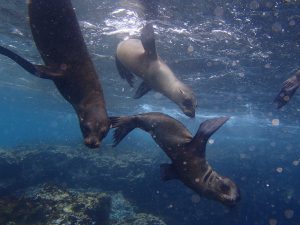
[0,0,110,148]
[110,112,240,206]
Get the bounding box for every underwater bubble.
[191,195,201,203]
[238,72,245,78]
[292,160,299,166]
[249,146,256,151]
[266,2,273,8]
[195,178,200,183]
[272,119,280,126]
[208,139,214,144]
[289,20,296,26]
[240,153,247,159]
[154,93,163,99]
[272,22,282,32]
[214,6,224,17]
[269,218,277,225]
[270,142,276,147]
[276,167,283,173]
[284,209,294,219]
[283,95,290,102]
[250,1,260,10]
[187,45,194,53]
[167,204,174,209]
[265,63,271,69]
[183,161,187,165]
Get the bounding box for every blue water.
[1,0,300,224]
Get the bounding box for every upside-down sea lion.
[274,69,300,109]
[115,24,197,118]
[0,0,110,148]
[110,112,240,206]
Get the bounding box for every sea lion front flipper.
[141,23,158,60]
[0,45,65,79]
[134,81,152,99]
[190,117,230,156]
[274,75,300,109]
[115,56,135,87]
[34,65,66,79]
[160,163,179,181]
[110,116,137,147]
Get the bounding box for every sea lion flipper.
[0,45,37,76]
[110,116,136,147]
[190,117,230,155]
[115,56,135,87]
[34,65,65,79]
[0,46,65,79]
[160,163,179,181]
[141,23,158,60]
[134,81,152,99]
[274,75,300,109]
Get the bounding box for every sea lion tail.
[110,116,137,147]
[0,45,37,74]
[190,117,230,155]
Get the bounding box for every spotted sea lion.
[0,0,110,148]
[274,70,300,109]
[115,24,197,118]
[110,112,240,206]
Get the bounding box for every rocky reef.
[0,184,111,225]
[0,145,167,225]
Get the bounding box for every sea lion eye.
[183,99,193,108]
[220,183,230,193]
[82,122,93,133]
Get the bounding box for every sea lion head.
[204,174,240,207]
[177,87,197,118]
[79,107,110,149]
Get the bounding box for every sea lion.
[110,112,240,206]
[0,0,110,148]
[115,24,197,118]
[274,70,300,109]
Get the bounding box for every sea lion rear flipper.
[190,117,230,156]
[115,56,135,87]
[110,116,137,146]
[134,81,152,99]
[160,163,179,181]
[0,46,65,79]
[141,23,158,60]
[273,75,300,109]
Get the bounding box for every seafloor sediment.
[0,144,167,225]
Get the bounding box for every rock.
[0,183,111,225]
[0,145,167,225]
[115,213,166,225]
[0,144,164,195]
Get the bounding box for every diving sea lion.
[0,0,110,148]
[115,24,197,118]
[274,70,300,109]
[110,112,240,206]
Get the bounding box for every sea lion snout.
[79,111,110,148]
[178,90,197,118]
[211,177,241,207]
[84,136,100,148]
[182,107,196,118]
